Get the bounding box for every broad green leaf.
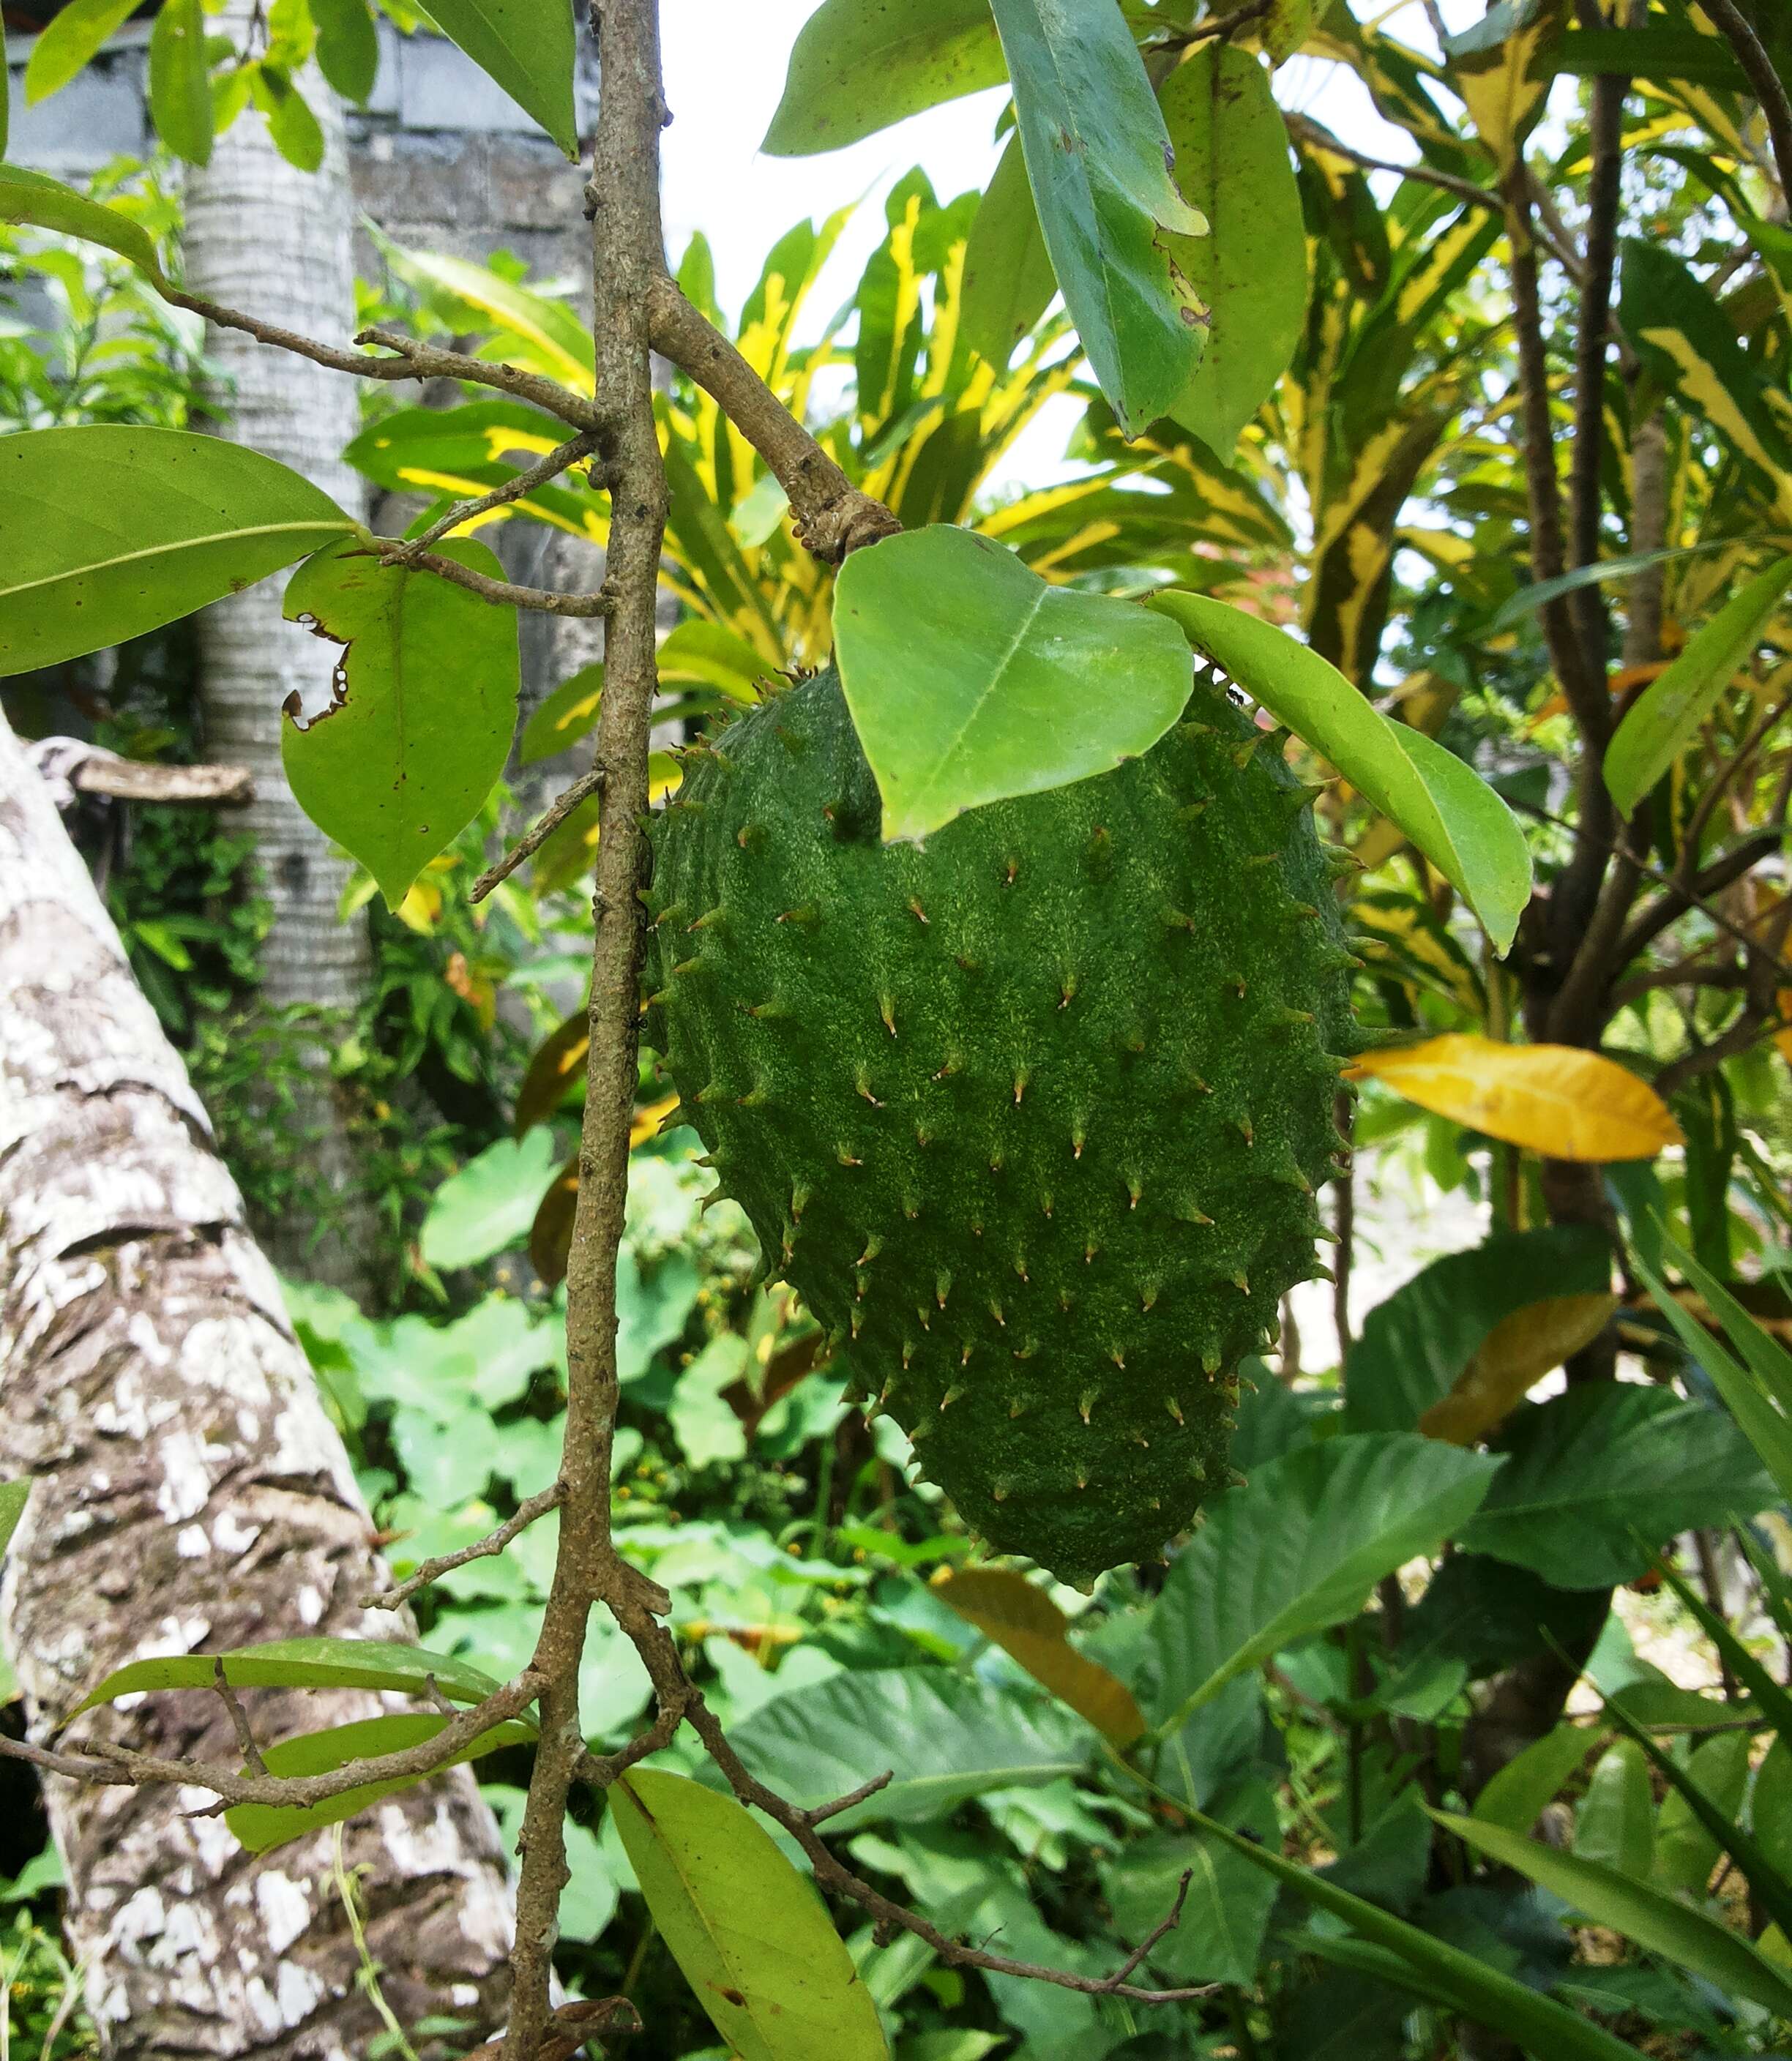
[1573,1740,1653,1881]
[520,661,605,765]
[1142,1434,1500,1732]
[1472,1723,1599,1835]
[934,1568,1145,1747]
[763,0,1005,156]
[659,619,769,700]
[225,1711,534,1855]
[0,1481,27,1561]
[1755,1738,1792,1885]
[1441,1809,1792,2019]
[1150,592,1531,949]
[310,0,379,102]
[669,1334,750,1470]
[724,1669,1094,1828]
[1263,0,1317,61]
[1099,1782,1280,1983]
[989,0,1208,435]
[1160,47,1306,457]
[1632,1722,1752,1902]
[394,250,594,388]
[23,0,139,104]
[251,66,325,173]
[67,1635,514,1721]
[419,1129,562,1271]
[1343,1225,1613,1435]
[1349,1035,1683,1161]
[0,166,167,283]
[832,524,1195,841]
[1606,556,1792,815]
[612,1770,889,2061]
[281,536,520,906]
[1550,24,1750,89]
[1190,1806,1644,2061]
[425,0,577,157]
[1462,1385,1772,1587]
[147,0,213,166]
[960,134,1056,370]
[0,425,352,677]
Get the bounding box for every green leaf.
[1343,1226,1613,1435]
[148,0,214,165]
[1573,1740,1654,1881]
[425,0,577,157]
[1149,591,1531,950]
[0,165,168,281]
[832,524,1195,842]
[1440,1808,1792,2019]
[1159,46,1306,457]
[1487,544,1728,633]
[310,0,379,102]
[1605,555,1792,815]
[225,1711,534,1855]
[657,618,769,700]
[392,250,593,386]
[520,661,605,764]
[0,10,7,157]
[762,0,1005,156]
[1617,1719,1757,1909]
[66,1634,515,1721]
[1550,25,1750,89]
[1100,1781,1280,1983]
[1461,1385,1772,1587]
[989,0,1208,435]
[0,1481,27,1561]
[960,134,1056,369]
[280,536,520,907]
[1754,1738,1792,1885]
[1472,1723,1599,1835]
[1190,1806,1646,2061]
[612,1770,889,2061]
[724,1669,1094,1828]
[251,64,324,173]
[0,425,351,678]
[419,1129,561,1271]
[669,1334,751,1470]
[23,0,140,104]
[1142,1434,1501,1733]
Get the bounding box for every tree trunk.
[0,707,514,2058]
[182,29,376,1290]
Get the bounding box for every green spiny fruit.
[643,667,1357,1585]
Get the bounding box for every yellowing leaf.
[631,1092,680,1148]
[1419,1293,1620,1445]
[1348,1036,1683,1162]
[933,1566,1145,1746]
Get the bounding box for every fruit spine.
[643,668,1357,1584]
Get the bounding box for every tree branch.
[647,278,900,564]
[470,771,607,905]
[1284,113,1498,213]
[362,1481,568,1612]
[366,543,613,616]
[1698,0,1792,198]
[391,433,601,558]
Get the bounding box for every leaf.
[1149,593,1531,949]
[0,425,352,677]
[514,1012,589,1137]
[1141,1434,1500,1732]
[310,0,379,102]
[419,1129,562,1271]
[0,1481,27,1561]
[611,1770,889,2061]
[763,0,1005,156]
[1343,1225,1614,1436]
[724,1669,1094,1828]
[1100,1783,1280,1983]
[1573,1740,1654,1881]
[1462,1384,1773,1587]
[832,525,1195,842]
[961,135,1056,369]
[1419,1293,1619,1445]
[425,0,577,157]
[251,65,324,173]
[1348,1035,1682,1161]
[1159,47,1306,457]
[1488,544,1728,633]
[67,1634,514,1721]
[933,1568,1146,1746]
[1754,1738,1792,1885]
[225,1711,534,1855]
[23,0,140,105]
[1621,1719,1757,1907]
[1606,556,1792,815]
[1263,0,1317,62]
[1472,1724,1599,1835]
[147,0,213,166]
[520,662,605,765]
[1188,1806,1645,2061]
[1550,24,1751,89]
[1439,1809,1792,2019]
[280,536,520,907]
[990,0,1209,435]
[393,252,594,389]
[669,1335,750,1470]
[657,618,769,701]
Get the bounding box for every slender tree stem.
[1698,0,1792,198]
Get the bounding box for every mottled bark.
[182,22,374,1288]
[0,707,514,2057]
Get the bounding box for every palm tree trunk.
[0,707,515,2057]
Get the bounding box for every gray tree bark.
[0,706,515,2058]
[182,29,376,1289]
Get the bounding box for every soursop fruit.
[643,667,1357,1584]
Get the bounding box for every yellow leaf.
[630,1092,680,1148]
[1419,1293,1620,1445]
[933,1567,1145,1747]
[1348,1035,1683,1162]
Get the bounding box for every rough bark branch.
[389,433,602,558]
[364,1482,569,1611]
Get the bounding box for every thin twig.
[1284,113,1497,212]
[1698,0,1792,198]
[212,1658,266,1777]
[802,1770,894,1825]
[366,543,613,618]
[470,774,606,905]
[1676,695,1792,888]
[364,1482,568,1610]
[391,434,600,559]
[1108,1869,1194,1986]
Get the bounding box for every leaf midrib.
[1,518,351,604]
